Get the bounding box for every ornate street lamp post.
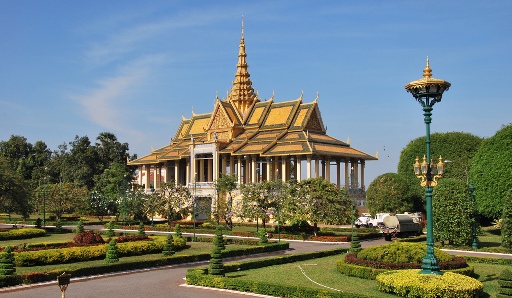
[405,57,451,275]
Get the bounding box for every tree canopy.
[433,178,475,246]
[398,132,483,184]
[469,124,512,220]
[366,173,416,215]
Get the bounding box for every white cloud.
[73,54,166,132]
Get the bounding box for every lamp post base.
[420,254,443,275]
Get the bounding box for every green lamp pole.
[469,184,478,250]
[406,57,451,275]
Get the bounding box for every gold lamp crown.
[413,155,445,187]
[405,57,451,104]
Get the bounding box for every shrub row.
[13,237,180,266]
[376,269,483,298]
[462,256,512,265]
[344,253,468,271]
[337,257,475,280]
[0,228,46,241]
[1,241,288,287]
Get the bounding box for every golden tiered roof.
[128,23,377,166]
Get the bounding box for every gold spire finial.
[227,16,258,116]
[241,15,244,39]
[423,56,432,78]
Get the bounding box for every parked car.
[354,214,371,228]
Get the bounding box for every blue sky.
[1,1,511,185]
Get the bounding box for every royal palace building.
[127,23,377,209]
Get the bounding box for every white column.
[325,158,331,182]
[266,157,271,181]
[315,158,319,178]
[307,156,312,179]
[344,161,349,188]
[175,161,179,184]
[237,157,242,184]
[251,156,257,183]
[154,165,160,189]
[208,158,213,182]
[296,156,302,182]
[336,160,341,189]
[138,165,143,185]
[144,165,150,190]
[361,160,365,190]
[281,156,287,181]
[186,158,190,186]
[199,159,205,182]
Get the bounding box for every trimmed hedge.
[0,228,46,241]
[376,269,483,298]
[336,257,474,280]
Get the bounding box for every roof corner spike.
[376,151,379,159]
[314,91,319,102]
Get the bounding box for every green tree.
[125,187,147,221]
[470,124,512,220]
[239,182,273,230]
[289,178,352,235]
[214,173,238,230]
[0,135,33,180]
[433,178,475,246]
[398,132,483,183]
[35,182,88,219]
[158,182,190,226]
[0,157,31,220]
[502,190,512,249]
[64,135,99,190]
[366,173,414,215]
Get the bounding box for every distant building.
[128,22,377,209]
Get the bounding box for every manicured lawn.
[225,254,510,298]
[226,254,396,297]
[1,232,73,246]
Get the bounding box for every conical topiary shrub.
[209,231,225,276]
[76,219,84,234]
[55,218,62,234]
[350,234,362,254]
[162,234,175,256]
[0,246,16,276]
[105,240,119,263]
[213,226,226,251]
[497,269,512,298]
[137,222,146,236]
[106,221,116,237]
[174,224,183,238]
[258,229,269,245]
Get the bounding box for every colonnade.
[136,153,366,191]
